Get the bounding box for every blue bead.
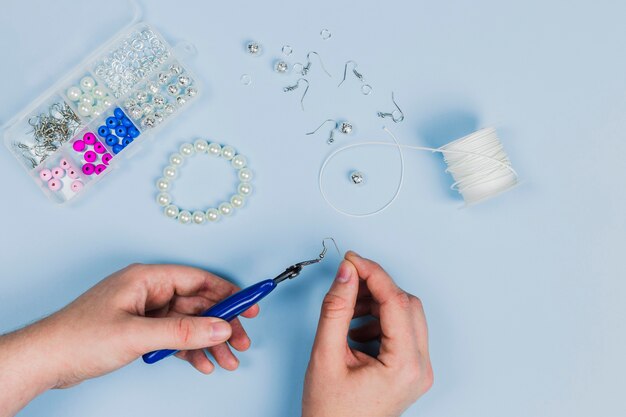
[122,137,133,146]
[114,108,125,119]
[115,126,127,137]
[112,144,124,154]
[105,135,119,146]
[127,126,140,138]
[106,117,119,128]
[97,126,109,137]
[121,117,133,127]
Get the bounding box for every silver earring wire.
[377,92,405,123]
[319,237,341,259]
[283,78,310,111]
[301,51,332,78]
[338,60,366,87]
[306,119,339,144]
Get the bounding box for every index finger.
[344,252,420,365]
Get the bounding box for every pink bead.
[51,167,65,179]
[73,140,86,152]
[102,153,113,165]
[82,163,95,175]
[60,159,71,169]
[83,132,96,145]
[94,164,107,175]
[94,142,106,154]
[70,181,83,193]
[84,150,97,163]
[47,178,62,191]
[67,168,79,179]
[39,168,52,181]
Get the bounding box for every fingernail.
[209,321,231,341]
[335,262,351,283]
[346,250,361,258]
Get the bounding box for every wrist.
[0,318,65,415]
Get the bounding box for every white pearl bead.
[156,192,171,206]
[238,182,252,196]
[169,153,184,166]
[164,204,179,218]
[91,105,103,118]
[80,76,95,92]
[231,155,247,169]
[80,95,94,106]
[180,143,194,157]
[206,208,220,222]
[231,194,245,208]
[192,210,206,224]
[163,166,177,179]
[221,146,236,160]
[219,202,233,216]
[77,104,92,117]
[156,178,170,191]
[238,168,253,182]
[101,98,113,108]
[194,139,209,153]
[67,86,82,101]
[208,143,222,156]
[178,210,192,224]
[92,86,106,99]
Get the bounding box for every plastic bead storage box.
[1,23,201,204]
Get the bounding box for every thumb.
[134,316,232,352]
[311,260,359,366]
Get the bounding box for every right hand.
[302,252,433,417]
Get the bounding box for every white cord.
[318,127,519,217]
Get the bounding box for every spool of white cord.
[318,127,518,217]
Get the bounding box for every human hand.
[0,264,258,416]
[302,252,433,417]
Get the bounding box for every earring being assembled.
[338,60,372,95]
[306,119,353,144]
[283,78,310,111]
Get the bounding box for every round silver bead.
[246,41,262,56]
[350,171,365,185]
[274,61,289,73]
[167,84,179,96]
[340,122,353,134]
[178,75,190,86]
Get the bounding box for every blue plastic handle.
[142,279,277,364]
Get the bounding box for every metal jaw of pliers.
[272,238,340,284]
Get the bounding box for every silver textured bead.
[186,87,197,97]
[158,72,170,84]
[246,41,262,56]
[129,106,143,119]
[136,91,148,103]
[164,104,175,114]
[170,63,183,75]
[167,84,179,96]
[176,96,187,105]
[178,75,190,86]
[142,116,156,128]
[340,122,353,134]
[153,94,165,107]
[274,61,289,73]
[350,171,365,185]
[147,82,159,94]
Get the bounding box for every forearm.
[0,320,59,417]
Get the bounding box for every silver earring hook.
[319,237,341,259]
[377,92,405,123]
[283,78,310,111]
[338,60,366,87]
[306,119,339,144]
[303,51,332,78]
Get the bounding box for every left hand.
[0,263,259,402]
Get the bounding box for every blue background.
[1,1,624,416]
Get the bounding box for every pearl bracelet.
[155,139,253,224]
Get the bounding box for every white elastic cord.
[318,127,518,217]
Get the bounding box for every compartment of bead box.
[2,22,201,204]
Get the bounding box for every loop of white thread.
[318,127,519,217]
